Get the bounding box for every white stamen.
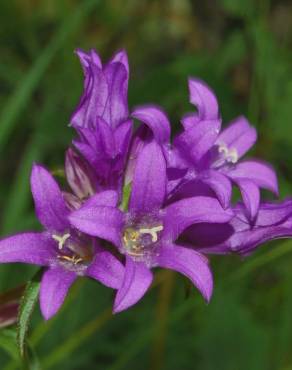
[139,225,163,242]
[218,143,229,156]
[227,148,238,164]
[52,233,70,250]
[218,142,238,164]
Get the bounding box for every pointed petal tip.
[203,280,213,303]
[110,49,129,70]
[188,76,207,85]
[183,77,220,127]
[112,303,124,314]
[157,246,213,303]
[74,47,84,56]
[31,161,42,173]
[113,48,128,59]
[30,163,53,184]
[41,308,53,321]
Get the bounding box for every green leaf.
[17,270,42,358]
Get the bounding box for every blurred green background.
[0,0,292,369]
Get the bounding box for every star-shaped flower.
[69,141,233,312]
[0,165,124,320]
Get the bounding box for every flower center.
[122,225,163,259]
[218,142,238,164]
[57,254,84,265]
[212,142,239,169]
[52,232,92,266]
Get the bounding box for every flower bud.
[65,148,96,200]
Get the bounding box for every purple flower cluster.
[1,49,292,320]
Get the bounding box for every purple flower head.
[0,164,124,320]
[70,49,133,194]
[1,48,290,323]
[170,78,278,219]
[69,141,234,313]
[71,48,129,129]
[180,199,292,256]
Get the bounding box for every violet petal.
[40,266,77,320]
[131,105,171,144]
[86,250,124,289]
[129,140,166,214]
[157,244,213,302]
[30,164,69,231]
[113,257,153,313]
[217,116,257,158]
[0,232,54,266]
[69,206,124,248]
[163,196,234,240]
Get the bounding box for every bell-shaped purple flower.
[70,49,133,194]
[0,164,124,320]
[71,48,129,129]
[168,78,278,219]
[69,141,234,313]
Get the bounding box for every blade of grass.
[0,0,100,151]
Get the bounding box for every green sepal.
[121,182,132,211]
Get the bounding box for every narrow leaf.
[17,270,42,358]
